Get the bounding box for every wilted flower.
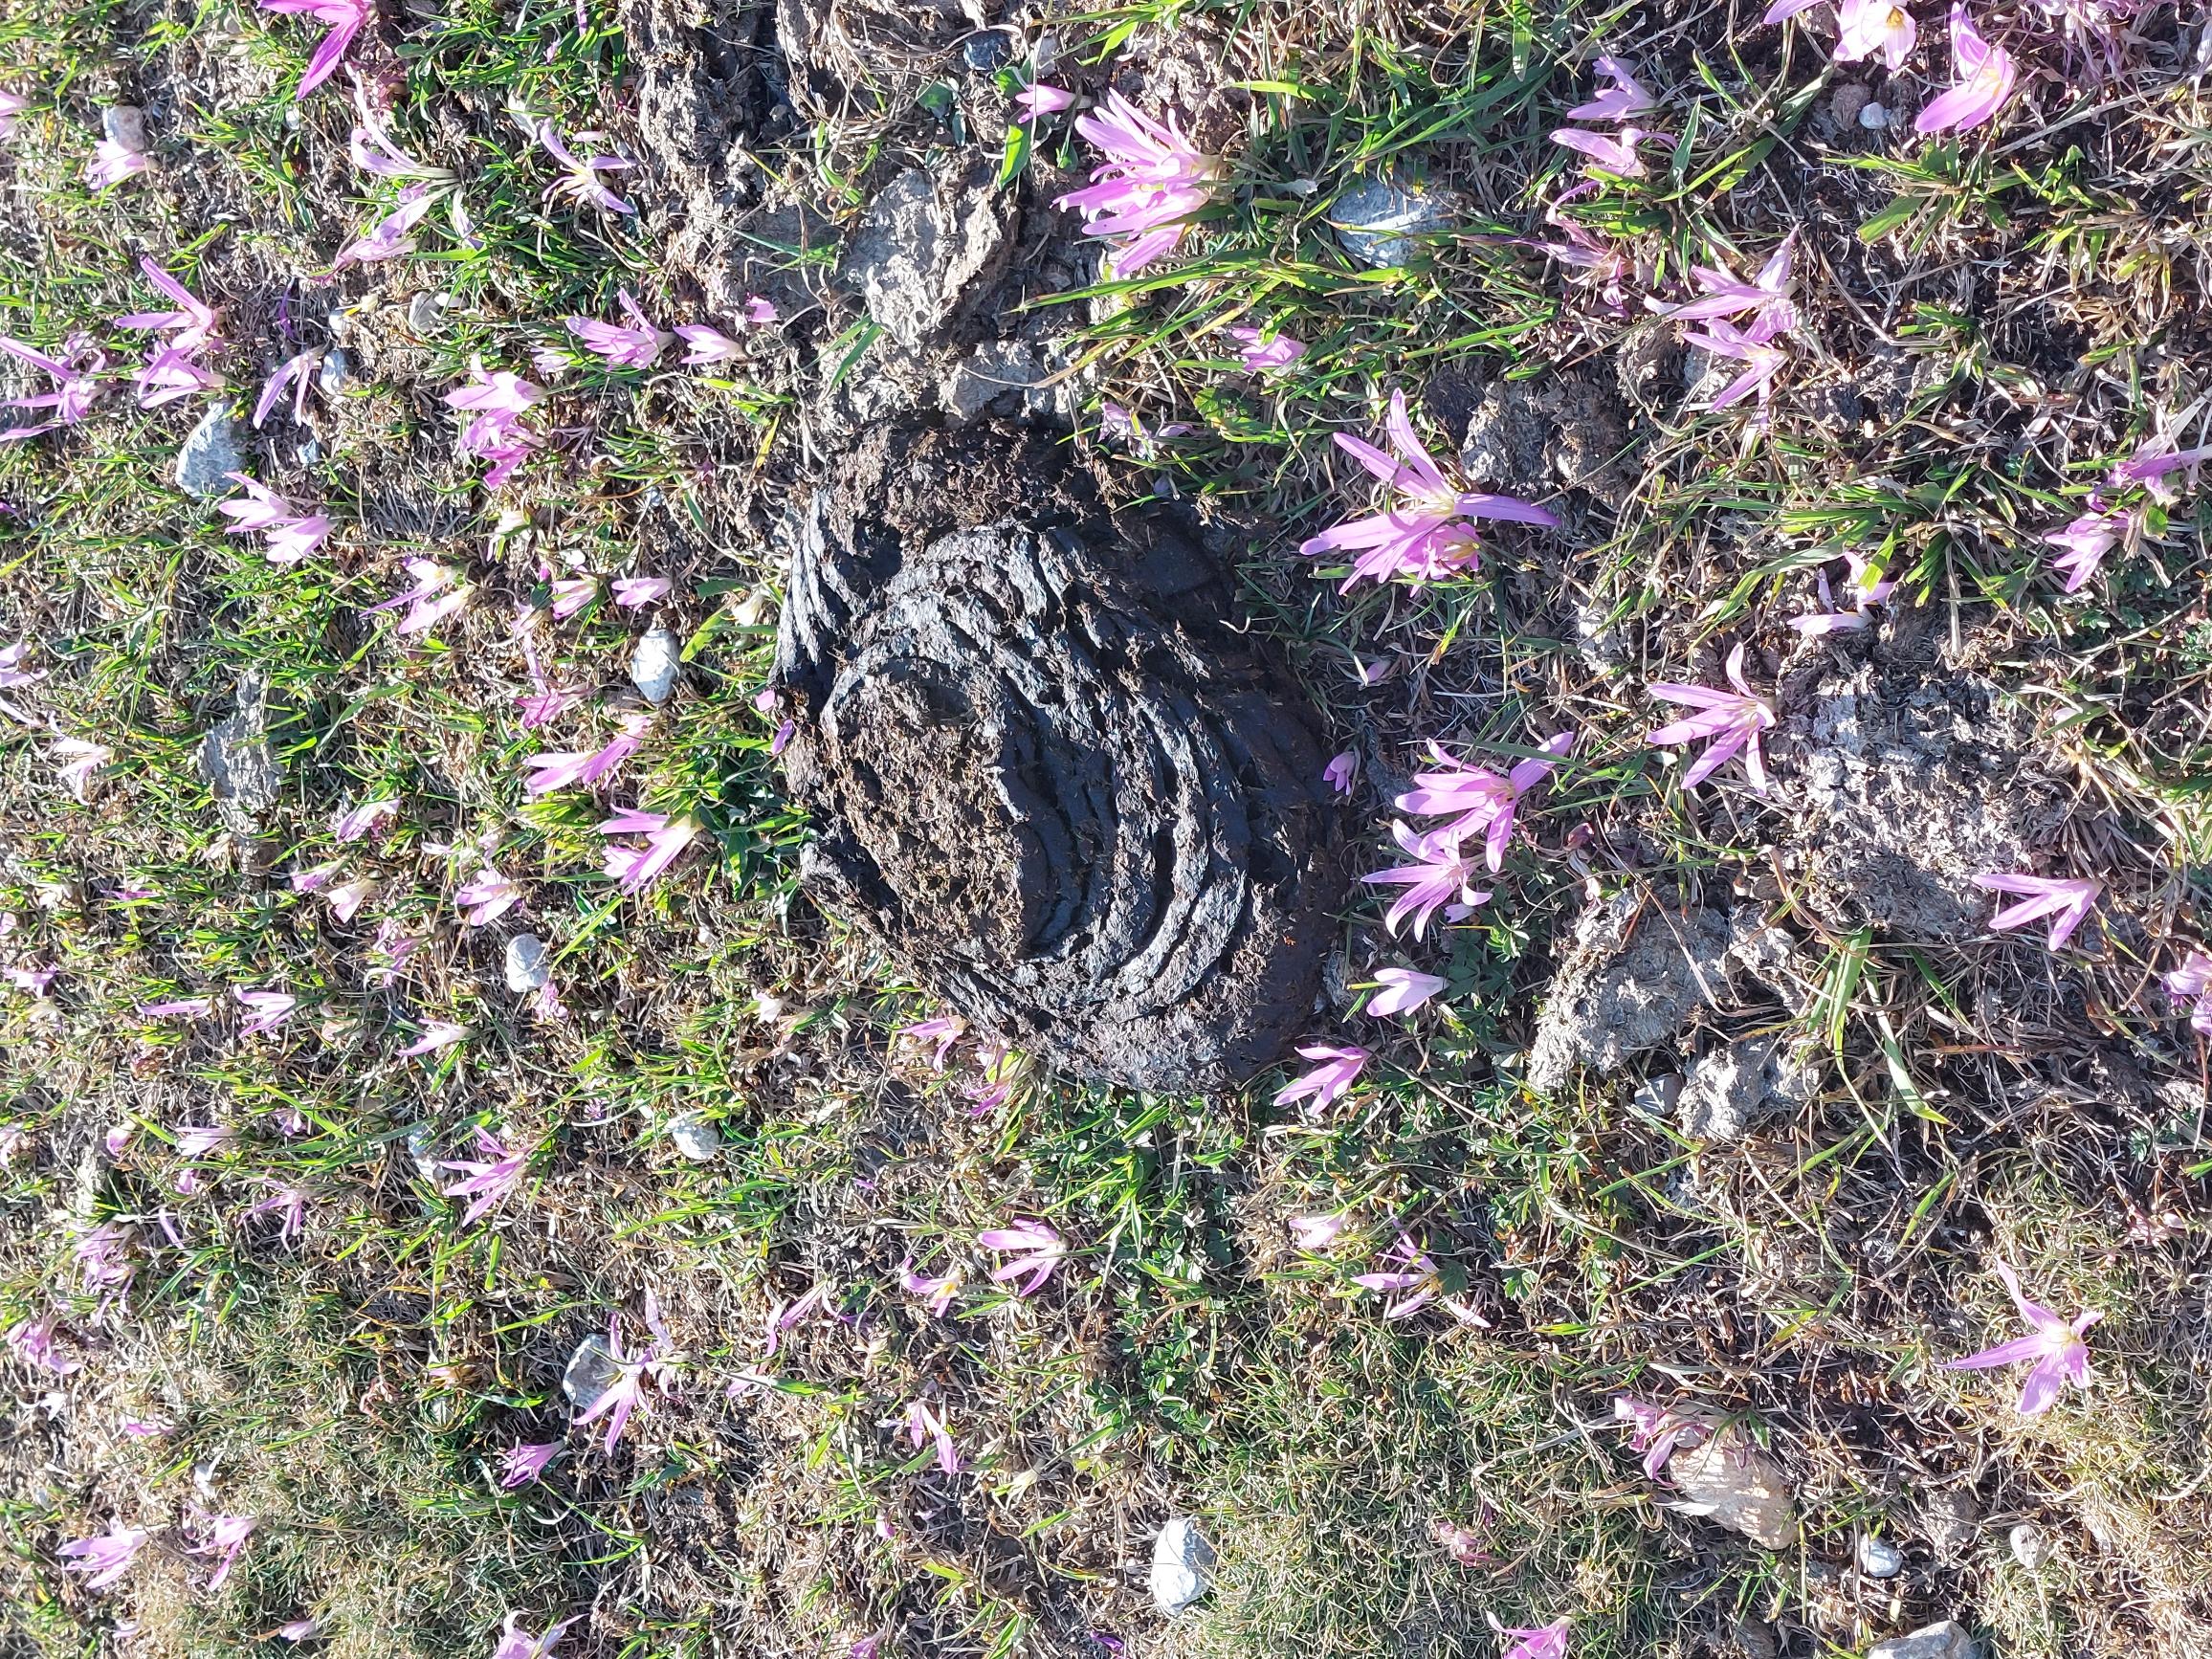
[1974,872,2100,952]
[0,88,26,142]
[1272,1043,1371,1117]
[1226,326,1305,373]
[242,1183,308,1246]
[1362,825,1492,940]
[236,987,299,1036]
[258,0,372,99]
[596,808,698,895]
[1533,208,1637,314]
[491,1614,579,1659]
[2111,434,2212,503]
[6,1312,78,1374]
[77,1222,135,1299]
[1684,316,1788,409]
[1498,1621,1572,1659]
[898,1396,962,1474]
[275,1619,321,1642]
[1651,233,1797,336]
[1394,732,1574,871]
[566,290,670,368]
[139,995,213,1019]
[1549,124,1665,178]
[253,349,321,428]
[350,100,449,181]
[537,122,634,214]
[1788,549,1896,633]
[331,796,398,842]
[1055,91,1224,275]
[397,1020,470,1059]
[1432,1515,1498,1566]
[333,188,438,267]
[898,1256,962,1316]
[1644,644,1775,790]
[498,1441,562,1490]
[977,1218,1067,1296]
[1098,401,1193,459]
[57,1524,149,1588]
[0,333,106,441]
[1353,1232,1486,1325]
[1301,391,1557,590]
[440,1129,529,1226]
[1368,967,1447,1019]
[455,867,523,927]
[5,965,56,995]
[1612,1395,1714,1478]
[1943,1260,2099,1415]
[571,1293,680,1452]
[86,137,149,191]
[117,257,220,355]
[186,1510,256,1591]
[612,575,671,608]
[1015,82,1076,121]
[1915,5,2017,134]
[522,714,649,797]
[896,1014,965,1070]
[1566,55,1656,121]
[51,738,110,802]
[2163,950,2212,1034]
[0,639,41,688]
[763,1282,830,1359]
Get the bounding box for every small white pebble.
[1859,103,1891,130]
[630,627,681,703]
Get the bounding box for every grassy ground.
[4,0,2212,1656]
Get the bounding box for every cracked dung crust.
[775,426,1343,1091]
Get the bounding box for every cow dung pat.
[775,425,1342,1093]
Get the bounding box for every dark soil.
[774,423,1346,1091]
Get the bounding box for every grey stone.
[296,437,322,465]
[1858,1535,1905,1579]
[175,408,247,498]
[839,165,1013,350]
[2008,1522,2051,1568]
[1526,896,1797,1093]
[630,627,681,703]
[938,339,1048,426]
[1866,1621,1978,1659]
[561,1331,623,1410]
[1632,1072,1683,1121]
[101,106,148,152]
[1677,1035,1819,1143]
[198,675,279,832]
[503,933,552,994]
[1329,170,1453,268]
[406,293,445,337]
[317,348,352,397]
[1148,1515,1213,1615]
[1859,102,1892,130]
[403,1124,442,1183]
[667,1112,721,1161]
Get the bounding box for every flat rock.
[1527,896,1796,1094]
[199,675,280,832]
[102,105,149,151]
[1867,1621,1978,1659]
[939,340,1049,426]
[667,1112,721,1161]
[1149,1515,1214,1615]
[503,934,552,994]
[630,627,682,703]
[1678,1034,1818,1142]
[1857,1535,1905,1579]
[176,408,247,498]
[1329,169,1453,267]
[839,164,1012,350]
[561,1330,622,1410]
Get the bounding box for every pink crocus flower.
[492,1614,580,1659]
[611,576,671,608]
[498,1441,562,1489]
[52,737,111,801]
[2045,506,2132,592]
[763,1282,830,1359]
[445,364,544,488]
[1612,1396,1713,1479]
[1651,233,1797,336]
[331,796,397,841]
[1499,1621,1572,1659]
[1974,872,2101,952]
[1055,90,1224,276]
[276,1619,321,1642]
[1098,402,1193,458]
[898,1256,961,1316]
[1368,967,1447,1019]
[134,346,225,409]
[742,296,778,326]
[242,1182,308,1246]
[0,639,42,687]
[235,988,299,1037]
[117,258,220,354]
[1789,550,1897,633]
[1433,1515,1499,1566]
[1395,732,1575,871]
[6,965,57,995]
[455,867,523,927]
[366,557,476,634]
[1288,1213,1348,1252]
[86,138,149,191]
[77,1223,136,1295]
[674,324,742,365]
[1838,0,1918,68]
[1566,55,1656,122]
[1685,316,1788,409]
[140,995,213,1019]
[1362,824,1492,940]
[896,1014,966,1070]
[1550,125,1665,178]
[1943,1260,2100,1415]
[7,1313,78,1374]
[523,714,650,797]
[186,1510,256,1591]
[1915,6,2017,135]
[537,122,634,214]
[2111,436,2212,503]
[333,188,438,267]
[1272,1043,1371,1117]
[2163,951,2212,1034]
[977,1218,1067,1296]
[440,1129,529,1226]
[398,1020,471,1059]
[1015,82,1076,121]
[219,475,332,564]
[0,89,26,142]
[1300,391,1557,591]
[350,102,449,181]
[566,290,670,368]
[1644,644,1775,790]
[57,1525,150,1588]
[258,0,372,99]
[902,1398,962,1474]
[597,808,698,895]
[253,349,321,428]
[1352,1232,1485,1325]
[1226,326,1306,373]
[0,334,105,441]
[572,1294,680,1452]
[1323,751,1358,796]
